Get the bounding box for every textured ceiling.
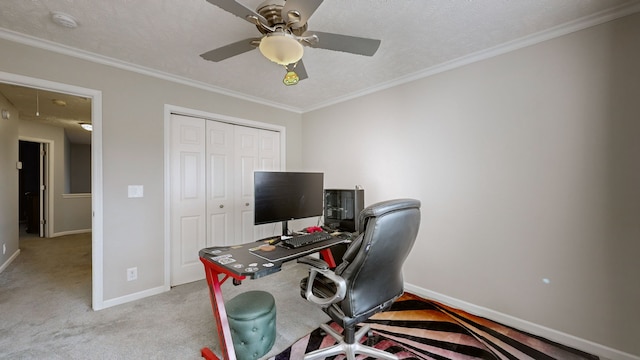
[1,0,640,113]
[0,83,92,144]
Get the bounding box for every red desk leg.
[200,257,245,360]
[201,347,219,360]
[319,248,337,268]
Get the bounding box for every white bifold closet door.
[170,114,281,286]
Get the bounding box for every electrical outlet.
[2,243,5,255]
[127,267,137,281]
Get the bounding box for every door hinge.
[40,219,46,225]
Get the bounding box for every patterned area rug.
[268,293,599,360]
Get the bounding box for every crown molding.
[2,0,638,114]
[302,0,640,112]
[0,28,304,114]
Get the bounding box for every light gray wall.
[69,143,91,193]
[302,13,640,358]
[0,93,19,269]
[0,38,303,301]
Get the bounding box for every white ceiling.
[1,0,640,113]
[0,83,92,144]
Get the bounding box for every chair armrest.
[303,267,346,307]
[297,256,329,270]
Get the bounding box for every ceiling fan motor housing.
[256,1,307,36]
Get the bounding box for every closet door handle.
[219,204,224,208]
[245,202,250,206]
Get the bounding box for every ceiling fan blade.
[305,31,381,56]
[287,60,308,81]
[205,0,268,25]
[282,0,324,29]
[200,38,259,62]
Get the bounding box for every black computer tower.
[324,188,365,233]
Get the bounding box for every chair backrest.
[335,198,421,320]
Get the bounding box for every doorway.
[0,71,104,310]
[18,140,49,237]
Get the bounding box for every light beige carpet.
[0,232,328,359]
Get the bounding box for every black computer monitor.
[254,171,324,236]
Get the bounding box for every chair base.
[303,323,398,360]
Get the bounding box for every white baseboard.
[98,284,170,310]
[51,229,92,237]
[0,249,21,274]
[404,283,640,360]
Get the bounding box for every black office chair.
[299,198,421,360]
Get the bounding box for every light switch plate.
[128,185,144,198]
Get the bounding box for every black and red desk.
[199,235,349,360]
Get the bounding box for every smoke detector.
[51,11,78,29]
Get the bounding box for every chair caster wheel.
[366,330,375,346]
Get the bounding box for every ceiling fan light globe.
[259,33,303,65]
[283,71,299,86]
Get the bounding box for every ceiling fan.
[200,0,381,85]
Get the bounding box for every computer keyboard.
[281,232,334,249]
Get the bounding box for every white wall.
[302,12,640,359]
[0,38,302,303]
[0,93,19,272]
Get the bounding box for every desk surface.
[199,235,349,279]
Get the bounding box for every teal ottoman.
[226,290,276,360]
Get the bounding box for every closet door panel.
[258,129,281,171]
[206,121,234,246]
[254,129,282,239]
[234,126,260,244]
[170,114,206,286]
[209,213,229,246]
